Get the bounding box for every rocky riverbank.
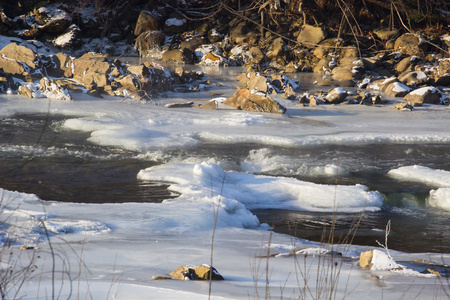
[0,1,449,111]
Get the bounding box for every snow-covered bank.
[1,186,448,300]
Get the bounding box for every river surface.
[1,112,449,253]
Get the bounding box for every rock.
[0,56,29,76]
[21,26,42,40]
[169,266,195,280]
[313,45,328,59]
[165,101,194,108]
[45,52,73,78]
[39,77,72,101]
[435,75,450,86]
[384,81,412,97]
[116,75,139,91]
[331,57,364,80]
[359,250,373,270]
[200,52,225,66]
[180,36,206,52]
[223,89,286,113]
[403,86,442,104]
[374,29,398,41]
[368,77,398,92]
[192,265,224,280]
[162,49,194,64]
[398,71,428,86]
[208,28,223,43]
[230,22,248,43]
[394,56,416,73]
[297,25,327,47]
[394,33,422,56]
[18,84,37,98]
[127,64,150,78]
[42,18,71,35]
[35,6,70,25]
[134,10,159,36]
[0,42,37,69]
[53,24,81,48]
[194,100,218,110]
[246,75,268,93]
[393,102,414,111]
[267,37,284,59]
[169,265,224,280]
[248,46,264,66]
[72,53,112,77]
[313,56,332,74]
[0,71,16,92]
[438,59,450,76]
[134,30,166,57]
[325,87,348,104]
[360,250,404,271]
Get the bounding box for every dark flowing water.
[1,113,449,253]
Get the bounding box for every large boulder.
[0,42,37,69]
[403,87,442,104]
[297,25,327,48]
[35,6,72,35]
[134,10,159,36]
[223,89,286,113]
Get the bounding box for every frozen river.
[0,64,449,299]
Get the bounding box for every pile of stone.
[0,42,179,101]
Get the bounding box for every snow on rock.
[388,165,450,187]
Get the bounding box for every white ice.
[388,165,450,187]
